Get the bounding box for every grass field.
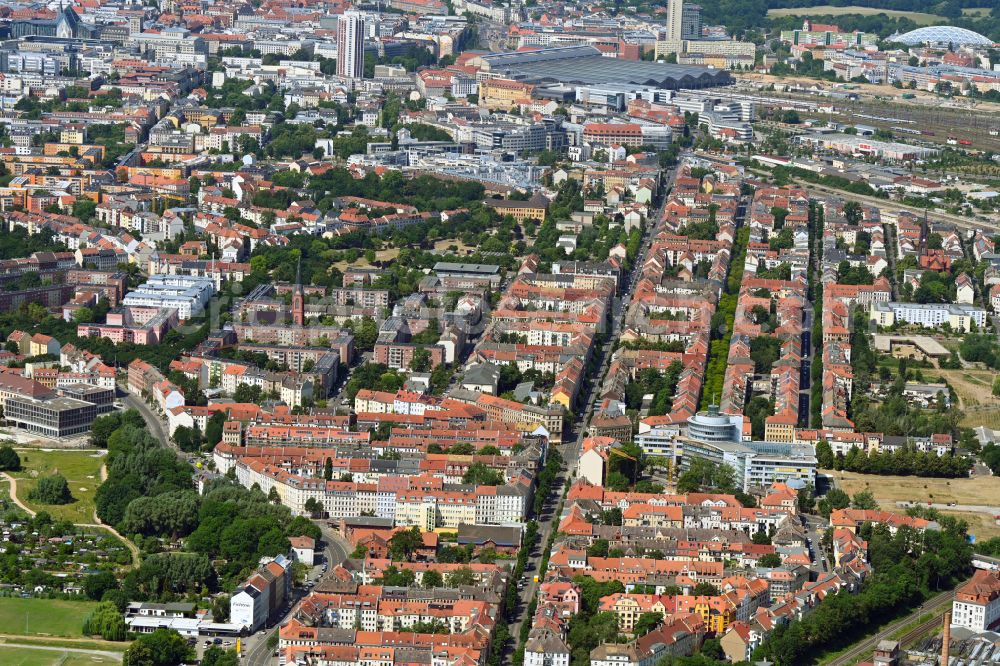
[0,645,118,665]
[0,637,126,653]
[767,6,945,25]
[962,7,992,17]
[0,598,98,638]
[936,369,1000,429]
[10,449,105,523]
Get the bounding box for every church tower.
[292,257,305,326]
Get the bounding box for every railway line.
[739,86,1000,152]
[792,180,1000,233]
[824,589,954,666]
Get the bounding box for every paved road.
[824,587,955,666]
[503,164,679,662]
[320,523,351,565]
[0,641,122,661]
[242,525,352,666]
[121,389,174,451]
[800,514,829,574]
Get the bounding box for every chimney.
[941,610,951,666]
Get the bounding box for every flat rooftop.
[873,334,949,356]
[433,262,500,275]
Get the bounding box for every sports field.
[0,597,98,638]
[767,6,945,25]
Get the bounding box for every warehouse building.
[797,133,937,161]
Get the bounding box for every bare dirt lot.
[936,369,1000,429]
[830,470,1000,538]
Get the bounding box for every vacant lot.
[11,450,105,524]
[0,645,118,666]
[936,369,1000,429]
[832,470,1000,538]
[942,510,1000,540]
[767,6,945,24]
[832,470,1000,507]
[331,247,401,273]
[0,598,98,638]
[433,239,478,255]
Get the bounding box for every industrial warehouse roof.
[479,46,732,89]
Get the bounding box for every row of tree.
[816,441,971,478]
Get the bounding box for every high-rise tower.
[336,11,365,80]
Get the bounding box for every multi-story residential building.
[870,301,987,332]
[952,569,1000,632]
[231,555,292,632]
[451,389,566,443]
[77,307,178,345]
[373,342,445,371]
[336,11,365,79]
[122,275,216,320]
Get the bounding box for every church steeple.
[292,255,305,326]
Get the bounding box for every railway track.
[824,590,954,666]
[744,87,1000,152]
[793,181,1000,233]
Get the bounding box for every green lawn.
[0,597,99,638]
[767,6,945,25]
[11,450,105,524]
[0,645,118,665]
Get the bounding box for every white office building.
[635,422,817,492]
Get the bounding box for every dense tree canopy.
[0,446,20,471]
[123,629,193,666]
[28,474,73,505]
